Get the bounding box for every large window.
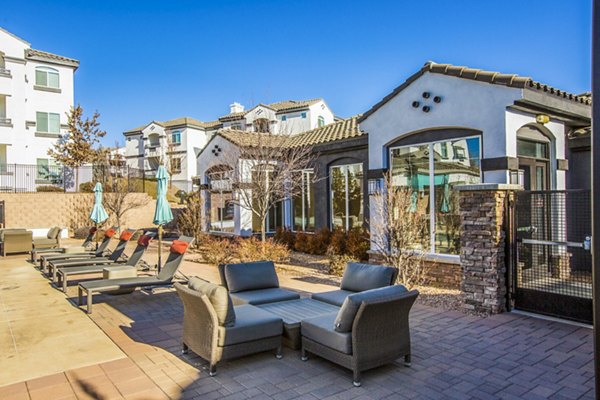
[171,131,181,145]
[390,136,481,255]
[171,158,182,173]
[292,170,315,232]
[35,67,60,89]
[330,163,363,231]
[208,170,234,233]
[36,158,49,180]
[36,112,60,133]
[251,167,284,233]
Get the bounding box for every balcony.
[0,118,12,127]
[0,67,10,78]
[144,146,162,158]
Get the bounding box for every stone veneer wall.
[368,252,461,289]
[458,184,520,315]
[0,192,156,234]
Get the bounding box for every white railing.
[0,67,10,76]
[0,117,11,125]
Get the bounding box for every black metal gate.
[510,190,592,323]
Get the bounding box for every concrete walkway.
[0,256,125,387]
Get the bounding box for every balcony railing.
[145,147,162,158]
[0,118,11,126]
[0,67,10,76]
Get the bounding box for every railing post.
[14,163,17,193]
[63,167,67,192]
[142,168,145,193]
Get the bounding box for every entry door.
[518,158,548,190]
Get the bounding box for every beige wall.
[0,192,158,234]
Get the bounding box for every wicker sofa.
[218,261,300,305]
[175,278,283,376]
[301,285,419,387]
[311,262,398,306]
[0,228,33,256]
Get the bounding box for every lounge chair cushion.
[105,228,117,238]
[223,261,279,293]
[119,231,134,241]
[311,290,355,307]
[47,227,59,239]
[188,277,235,327]
[217,304,282,346]
[170,240,189,255]
[80,276,162,292]
[137,235,152,247]
[302,313,352,354]
[340,263,397,292]
[334,285,408,333]
[33,238,59,247]
[230,288,300,305]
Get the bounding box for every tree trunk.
[261,214,267,243]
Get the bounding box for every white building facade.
[0,27,78,177]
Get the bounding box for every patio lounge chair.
[78,235,194,314]
[311,262,398,306]
[32,226,63,251]
[57,232,154,292]
[39,226,118,271]
[31,226,97,262]
[175,278,283,377]
[301,285,418,387]
[0,229,33,256]
[218,261,300,305]
[46,228,128,280]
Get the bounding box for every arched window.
[35,67,60,89]
[148,133,160,147]
[318,116,325,127]
[206,166,234,233]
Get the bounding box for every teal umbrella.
[89,182,109,250]
[153,166,173,272]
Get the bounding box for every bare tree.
[178,191,204,246]
[103,178,150,232]
[217,130,315,242]
[370,172,430,288]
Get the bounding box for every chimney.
[230,102,245,114]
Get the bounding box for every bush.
[200,236,237,265]
[327,227,347,256]
[79,182,94,192]
[36,185,64,192]
[294,232,311,253]
[237,237,290,263]
[346,227,370,261]
[311,228,332,255]
[177,192,204,247]
[274,227,296,249]
[328,254,358,277]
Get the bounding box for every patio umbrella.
[153,166,173,273]
[89,182,109,250]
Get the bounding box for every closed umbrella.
[153,166,173,272]
[89,182,109,250]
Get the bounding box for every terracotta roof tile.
[25,48,79,67]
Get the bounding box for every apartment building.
[0,27,78,173]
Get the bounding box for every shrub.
[79,181,94,192]
[327,227,347,256]
[36,185,64,192]
[311,228,332,255]
[328,254,358,277]
[346,227,370,261]
[294,232,311,253]
[274,227,295,249]
[237,237,290,263]
[200,236,237,265]
[177,192,204,247]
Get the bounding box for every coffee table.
[258,298,340,349]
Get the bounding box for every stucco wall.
[0,192,156,234]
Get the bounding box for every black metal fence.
[0,164,150,193]
[512,190,592,323]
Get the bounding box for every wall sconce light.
[422,92,430,99]
[433,96,442,103]
[536,114,550,125]
[422,106,431,113]
[412,101,420,108]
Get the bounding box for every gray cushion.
[340,263,397,292]
[47,227,60,239]
[217,304,282,346]
[311,290,355,307]
[230,288,300,305]
[223,261,280,293]
[188,277,235,327]
[334,285,408,332]
[301,313,352,354]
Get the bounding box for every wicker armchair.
[175,282,283,376]
[301,287,419,386]
[0,229,32,256]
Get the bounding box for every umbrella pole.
[95,223,98,251]
[158,225,162,274]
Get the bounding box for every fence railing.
[0,164,150,193]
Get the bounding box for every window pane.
[390,144,431,251]
[305,170,315,231]
[35,70,47,86]
[48,113,60,133]
[517,139,548,159]
[347,164,363,229]
[433,137,481,255]
[293,190,303,231]
[210,191,234,233]
[48,72,59,88]
[36,158,49,179]
[331,166,346,229]
[36,112,48,132]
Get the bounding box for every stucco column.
[457,184,521,314]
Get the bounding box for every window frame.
[36,111,60,134]
[329,162,364,231]
[35,67,60,89]
[388,134,482,255]
[171,130,182,145]
[291,169,315,232]
[318,116,325,127]
[171,157,182,173]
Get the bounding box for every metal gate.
[509,190,592,323]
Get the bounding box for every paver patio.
[0,247,594,399]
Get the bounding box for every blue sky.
[1,0,592,146]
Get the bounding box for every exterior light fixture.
[422,106,431,113]
[536,114,550,125]
[433,96,442,103]
[422,92,430,99]
[412,101,420,108]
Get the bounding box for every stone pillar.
[456,184,521,315]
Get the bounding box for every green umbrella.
[153,166,173,272]
[89,182,109,249]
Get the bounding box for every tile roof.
[218,99,323,121]
[360,61,592,122]
[215,115,364,150]
[124,117,222,134]
[25,48,79,67]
